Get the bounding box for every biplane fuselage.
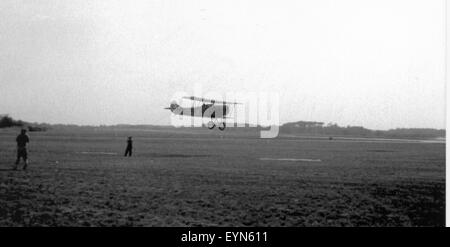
[168,103,229,119]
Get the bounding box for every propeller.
[164,101,180,110]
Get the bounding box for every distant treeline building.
[0,114,25,128]
[289,121,325,128]
[0,114,46,131]
[281,121,445,139]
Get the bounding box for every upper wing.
[182,96,242,105]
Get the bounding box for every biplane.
[165,96,241,130]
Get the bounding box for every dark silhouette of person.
[124,137,133,157]
[15,129,30,170]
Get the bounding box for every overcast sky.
[0,0,446,130]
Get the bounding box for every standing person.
[14,129,30,170]
[124,136,133,157]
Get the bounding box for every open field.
[0,127,445,226]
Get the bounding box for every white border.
[445,0,449,228]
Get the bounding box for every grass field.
[0,127,445,226]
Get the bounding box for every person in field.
[124,136,133,157]
[14,129,30,170]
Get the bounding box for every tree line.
[281,121,445,139]
[0,115,25,128]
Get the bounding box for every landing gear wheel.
[218,122,226,131]
[207,121,216,129]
